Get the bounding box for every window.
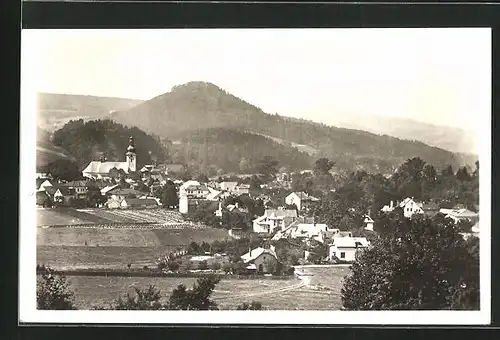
[340,252,345,259]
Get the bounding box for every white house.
[252,208,298,234]
[240,246,278,273]
[285,192,320,211]
[381,198,424,218]
[287,223,331,244]
[442,208,479,225]
[219,181,238,192]
[38,179,53,191]
[328,236,370,262]
[120,198,159,209]
[363,215,374,231]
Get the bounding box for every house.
[82,137,137,179]
[219,181,238,192]
[363,215,374,231]
[443,208,479,225]
[100,184,120,196]
[59,180,92,199]
[234,184,251,195]
[179,180,209,199]
[285,192,320,211]
[381,198,424,218]
[285,223,331,244]
[53,187,77,206]
[105,188,145,209]
[38,179,53,191]
[240,247,278,274]
[161,164,185,175]
[120,198,159,209]
[252,208,298,234]
[179,196,208,214]
[421,202,440,217]
[328,236,370,262]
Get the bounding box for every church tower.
[126,136,137,172]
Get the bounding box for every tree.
[196,173,209,183]
[168,275,221,310]
[40,159,82,182]
[37,268,76,310]
[456,166,472,181]
[314,158,335,174]
[239,157,251,173]
[114,285,163,310]
[341,213,479,310]
[160,182,179,208]
[257,156,279,180]
[236,301,263,310]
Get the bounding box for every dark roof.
[108,188,144,196]
[123,198,158,206]
[421,202,439,211]
[56,187,75,196]
[44,186,58,196]
[290,191,319,201]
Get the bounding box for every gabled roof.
[59,180,91,188]
[363,215,374,223]
[55,187,75,196]
[44,186,59,196]
[421,202,439,211]
[101,184,120,195]
[288,191,320,201]
[83,161,129,175]
[108,188,143,196]
[446,209,479,218]
[241,247,277,263]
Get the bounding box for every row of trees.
[37,268,262,311]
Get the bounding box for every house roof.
[109,188,143,196]
[157,164,184,173]
[264,209,297,219]
[288,191,320,202]
[59,180,92,188]
[122,198,159,206]
[237,184,251,189]
[363,215,374,223]
[446,209,479,218]
[82,161,129,175]
[331,237,369,248]
[241,247,277,263]
[55,187,75,196]
[44,186,59,196]
[421,202,439,211]
[101,184,120,195]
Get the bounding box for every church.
[82,137,137,180]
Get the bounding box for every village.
[36,136,481,279]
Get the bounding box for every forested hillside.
[169,128,314,174]
[51,119,169,169]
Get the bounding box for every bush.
[114,285,163,310]
[222,262,232,274]
[211,262,222,271]
[198,261,208,270]
[167,261,180,272]
[37,268,76,310]
[236,301,263,310]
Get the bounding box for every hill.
[51,119,169,170]
[113,81,472,173]
[317,112,477,154]
[169,128,314,173]
[37,92,143,133]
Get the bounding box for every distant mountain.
[112,81,474,173]
[51,119,169,170]
[316,112,477,154]
[37,93,143,132]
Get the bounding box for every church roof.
[83,161,129,175]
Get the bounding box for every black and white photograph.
[19,28,491,324]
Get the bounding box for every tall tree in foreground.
[168,275,221,310]
[341,212,479,310]
[37,268,76,310]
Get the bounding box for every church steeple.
[126,136,137,172]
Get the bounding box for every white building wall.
[179,196,189,214]
[329,246,359,262]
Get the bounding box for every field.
[56,266,348,310]
[37,224,230,270]
[37,208,191,226]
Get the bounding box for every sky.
[22,28,491,131]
